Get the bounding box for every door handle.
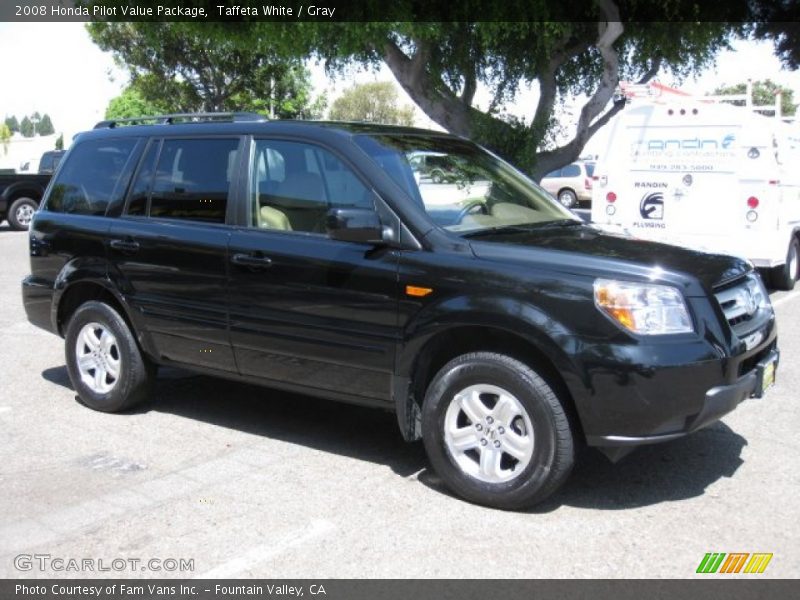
[109,239,140,253]
[231,253,273,268]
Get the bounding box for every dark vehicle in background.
[38,150,65,175]
[0,149,65,230]
[540,160,596,209]
[0,171,51,230]
[22,114,779,509]
[408,151,460,183]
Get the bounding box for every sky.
[1,22,800,152]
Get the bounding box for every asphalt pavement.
[0,224,798,578]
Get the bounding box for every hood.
[467,223,751,292]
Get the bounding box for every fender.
[393,294,588,441]
[52,256,158,359]
[1,180,46,202]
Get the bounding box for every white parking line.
[196,519,336,579]
[772,290,800,308]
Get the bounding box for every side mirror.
[326,208,385,244]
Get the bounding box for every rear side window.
[148,138,239,223]
[544,169,561,178]
[46,139,137,215]
[561,164,581,177]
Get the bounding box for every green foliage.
[105,86,166,119]
[712,79,796,116]
[329,82,415,125]
[87,22,325,119]
[38,114,55,136]
[4,116,19,133]
[183,15,740,173]
[55,134,64,151]
[19,116,33,138]
[0,123,10,155]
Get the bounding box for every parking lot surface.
[0,225,798,578]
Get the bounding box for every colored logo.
[696,552,773,574]
[640,192,664,220]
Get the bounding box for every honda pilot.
[22,113,779,509]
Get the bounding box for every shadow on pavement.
[41,364,747,510]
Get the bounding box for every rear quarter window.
[46,138,138,216]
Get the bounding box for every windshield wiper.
[522,219,584,229]
[461,225,534,237]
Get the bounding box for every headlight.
[594,278,693,335]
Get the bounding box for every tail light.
[585,177,592,190]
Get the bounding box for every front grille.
[714,274,768,329]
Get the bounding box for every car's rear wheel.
[421,352,575,510]
[557,189,578,209]
[65,300,155,412]
[8,197,38,230]
[770,237,799,291]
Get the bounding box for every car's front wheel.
[421,352,575,510]
[65,300,155,412]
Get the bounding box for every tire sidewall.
[558,189,577,208]
[422,358,561,509]
[65,301,141,412]
[8,197,37,230]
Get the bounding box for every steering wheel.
[455,200,489,224]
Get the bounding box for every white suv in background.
[540,161,595,208]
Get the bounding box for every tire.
[65,300,155,412]
[7,197,38,231]
[770,237,799,291]
[557,189,578,209]
[431,169,444,184]
[421,352,575,510]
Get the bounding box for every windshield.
[353,134,577,234]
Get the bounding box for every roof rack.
[93,112,267,129]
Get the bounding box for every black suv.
[23,113,779,509]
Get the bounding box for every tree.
[19,116,33,138]
[87,22,326,119]
[1,123,10,155]
[4,116,19,134]
[750,1,800,69]
[329,82,415,125]
[712,79,796,116]
[105,85,167,119]
[179,2,744,179]
[38,114,55,136]
[55,134,64,151]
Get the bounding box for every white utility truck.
[590,98,800,289]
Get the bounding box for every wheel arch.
[53,262,157,360]
[3,183,44,204]
[394,308,585,444]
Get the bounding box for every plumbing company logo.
[696,552,773,574]
[639,192,664,220]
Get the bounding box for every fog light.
[746,210,758,222]
[606,205,616,215]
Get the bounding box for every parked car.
[540,161,595,208]
[0,171,51,230]
[408,151,459,183]
[38,150,66,175]
[23,113,778,509]
[0,150,65,230]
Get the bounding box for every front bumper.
[587,348,779,449]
